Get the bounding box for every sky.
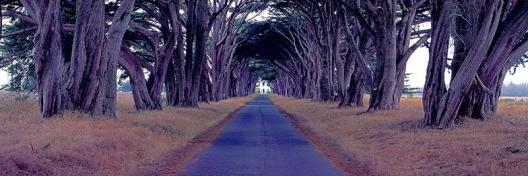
[0,71,7,86]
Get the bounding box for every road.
[179,95,341,176]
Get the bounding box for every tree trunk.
[120,47,158,111]
[337,50,357,107]
[430,0,528,127]
[368,1,398,112]
[391,68,406,108]
[433,0,503,128]
[181,0,208,107]
[423,0,451,126]
[65,0,105,113]
[32,0,65,118]
[341,64,365,107]
[166,59,179,106]
[148,1,180,109]
[170,26,186,106]
[93,0,135,116]
[147,36,175,109]
[457,1,528,120]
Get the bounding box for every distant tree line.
[501,82,528,97]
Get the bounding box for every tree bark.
[457,1,528,120]
[65,0,105,113]
[31,0,65,118]
[146,1,181,109]
[423,0,451,126]
[427,0,528,128]
[181,0,209,107]
[168,20,186,106]
[368,0,398,112]
[342,64,365,107]
[93,0,135,116]
[433,0,503,128]
[119,47,158,111]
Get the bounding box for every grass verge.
[151,103,247,175]
[270,95,528,175]
[0,93,255,175]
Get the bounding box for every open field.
[500,96,528,102]
[270,95,528,175]
[0,93,254,175]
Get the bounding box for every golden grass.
[270,95,528,176]
[0,93,255,175]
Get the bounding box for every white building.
[256,80,271,94]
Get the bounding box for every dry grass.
[270,95,528,176]
[0,93,254,175]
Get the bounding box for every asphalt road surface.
[180,95,341,176]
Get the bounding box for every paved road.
[180,95,341,176]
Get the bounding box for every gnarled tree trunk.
[31,0,65,118]
[428,0,528,128]
[66,0,135,117]
[433,0,503,128]
[342,64,365,107]
[93,0,135,116]
[368,1,398,112]
[65,0,105,113]
[120,47,158,111]
[422,0,451,126]
[181,0,209,107]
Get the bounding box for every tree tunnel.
[234,21,299,96]
[2,0,528,129]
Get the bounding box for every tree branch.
[507,35,528,64]
[401,33,431,66]
[475,74,494,95]
[1,26,38,37]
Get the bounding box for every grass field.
[0,93,254,175]
[270,95,528,175]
